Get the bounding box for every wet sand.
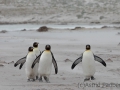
[0,28,120,90]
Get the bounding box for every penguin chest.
[25,53,37,76]
[82,51,95,76]
[33,49,40,56]
[26,53,36,67]
[38,52,52,75]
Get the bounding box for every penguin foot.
[36,76,38,80]
[44,76,50,83]
[84,78,90,82]
[32,79,36,82]
[27,79,36,82]
[39,77,43,82]
[91,76,95,80]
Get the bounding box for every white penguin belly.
[33,48,40,76]
[82,51,95,77]
[25,53,37,79]
[38,52,52,76]
[33,48,40,56]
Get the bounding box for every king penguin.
[14,42,41,71]
[33,42,41,56]
[31,44,58,83]
[14,47,38,82]
[71,44,106,81]
[33,42,41,79]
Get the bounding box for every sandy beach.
[0,28,120,90]
[0,0,120,90]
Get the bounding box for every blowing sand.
[0,28,120,90]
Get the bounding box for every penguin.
[14,47,38,82]
[14,42,41,70]
[33,42,41,79]
[31,44,58,83]
[33,42,41,56]
[71,44,106,81]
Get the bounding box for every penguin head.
[86,44,91,50]
[45,44,51,50]
[33,42,39,48]
[28,47,33,52]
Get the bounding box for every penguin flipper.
[94,55,106,67]
[51,52,58,74]
[71,55,82,69]
[31,51,43,68]
[19,63,25,69]
[14,56,26,69]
